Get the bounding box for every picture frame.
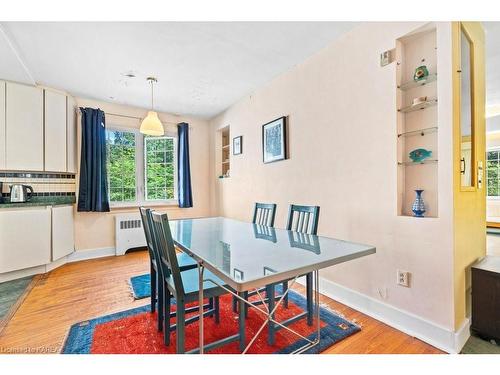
[233,135,242,155]
[233,268,244,282]
[262,116,287,163]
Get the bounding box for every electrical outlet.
[397,270,410,287]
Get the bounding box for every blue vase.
[412,190,426,217]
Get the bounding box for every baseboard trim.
[298,276,467,353]
[67,247,116,263]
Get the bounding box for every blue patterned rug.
[62,287,360,354]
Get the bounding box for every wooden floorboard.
[0,251,443,354]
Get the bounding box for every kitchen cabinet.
[67,95,77,173]
[51,205,75,261]
[44,90,67,172]
[0,80,5,169]
[0,207,51,273]
[5,82,44,171]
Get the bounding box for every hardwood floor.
[0,251,443,354]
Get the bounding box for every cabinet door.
[0,81,5,169]
[0,207,51,273]
[52,205,75,261]
[5,83,44,171]
[44,90,67,172]
[67,96,77,173]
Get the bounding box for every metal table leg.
[238,291,246,351]
[198,262,204,354]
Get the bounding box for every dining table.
[169,216,376,354]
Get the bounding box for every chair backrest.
[252,202,277,227]
[286,204,320,235]
[151,211,185,296]
[139,207,157,263]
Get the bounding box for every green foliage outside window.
[106,130,136,202]
[145,137,175,200]
[487,150,500,197]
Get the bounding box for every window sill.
[110,201,180,211]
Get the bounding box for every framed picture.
[262,116,287,163]
[233,136,242,155]
[263,266,277,276]
[233,268,244,282]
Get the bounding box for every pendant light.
[140,77,164,136]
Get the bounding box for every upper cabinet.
[5,82,44,171]
[44,90,67,172]
[0,81,77,173]
[67,95,77,173]
[0,81,5,169]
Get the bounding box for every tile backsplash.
[0,172,76,197]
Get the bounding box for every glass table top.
[169,217,375,291]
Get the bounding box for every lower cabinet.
[0,205,75,274]
[52,205,75,261]
[0,207,51,273]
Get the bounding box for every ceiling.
[0,22,358,119]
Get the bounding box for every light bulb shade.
[140,111,164,136]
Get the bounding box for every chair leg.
[214,296,220,324]
[266,284,276,345]
[243,291,249,318]
[238,292,246,352]
[282,281,289,308]
[164,286,171,345]
[157,276,164,332]
[176,302,186,354]
[232,295,238,313]
[306,272,313,326]
[150,263,156,313]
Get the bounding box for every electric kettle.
[9,184,34,203]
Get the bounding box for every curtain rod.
[75,108,191,128]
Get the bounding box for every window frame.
[143,134,178,204]
[106,125,178,208]
[486,147,500,200]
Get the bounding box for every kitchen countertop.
[0,196,76,209]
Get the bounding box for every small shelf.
[398,98,437,113]
[222,144,230,149]
[222,160,229,164]
[398,159,438,166]
[398,126,438,138]
[398,73,437,91]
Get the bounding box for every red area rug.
[62,290,360,354]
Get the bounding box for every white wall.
[210,22,455,330]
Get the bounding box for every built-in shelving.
[398,98,438,113]
[398,126,438,138]
[220,127,230,178]
[396,24,438,218]
[398,159,438,166]
[398,73,437,91]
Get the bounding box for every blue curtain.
[177,122,193,208]
[77,108,110,212]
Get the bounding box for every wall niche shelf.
[396,24,438,218]
[398,98,437,113]
[398,159,438,166]
[219,127,230,178]
[398,73,437,91]
[398,126,438,138]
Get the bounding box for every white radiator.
[114,213,146,255]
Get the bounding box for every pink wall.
[210,22,455,329]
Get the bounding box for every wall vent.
[115,214,146,255]
[119,219,142,230]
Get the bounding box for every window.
[487,150,500,197]
[105,127,177,206]
[145,137,176,200]
[106,130,136,203]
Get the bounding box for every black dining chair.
[139,207,197,331]
[232,203,277,314]
[151,211,230,353]
[283,205,320,317]
[265,204,320,345]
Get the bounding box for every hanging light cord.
[150,79,154,110]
